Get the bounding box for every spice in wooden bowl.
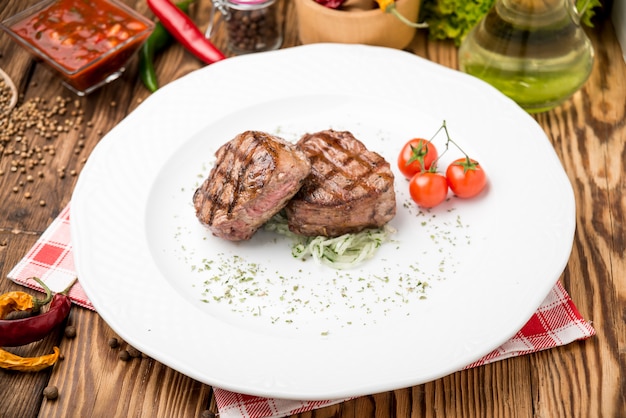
[0,68,17,114]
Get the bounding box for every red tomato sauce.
[10,0,152,92]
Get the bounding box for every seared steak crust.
[285,130,396,237]
[193,131,311,241]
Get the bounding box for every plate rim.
[71,43,575,400]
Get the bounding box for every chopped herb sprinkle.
[171,127,475,335]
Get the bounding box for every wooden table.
[1,1,624,417]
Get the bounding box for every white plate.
[71,44,575,400]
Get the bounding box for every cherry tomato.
[409,171,448,208]
[445,158,487,198]
[397,138,438,179]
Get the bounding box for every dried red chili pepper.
[0,279,76,347]
[0,278,53,320]
[147,0,226,64]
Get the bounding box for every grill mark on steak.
[226,133,277,217]
[297,132,390,198]
[200,132,275,225]
[285,130,396,237]
[193,131,311,241]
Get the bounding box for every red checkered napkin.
[8,205,93,310]
[212,280,596,418]
[7,204,595,418]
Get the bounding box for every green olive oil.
[458,0,594,113]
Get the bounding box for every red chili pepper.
[147,0,226,64]
[0,279,76,347]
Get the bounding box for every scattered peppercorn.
[108,337,119,348]
[127,346,141,358]
[43,385,59,400]
[118,350,131,361]
[200,411,216,418]
[64,325,77,339]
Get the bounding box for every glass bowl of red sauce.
[1,0,154,96]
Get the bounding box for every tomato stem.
[426,120,473,172]
[441,120,471,158]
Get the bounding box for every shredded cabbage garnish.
[265,213,395,269]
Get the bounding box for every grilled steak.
[284,130,396,237]
[193,131,311,241]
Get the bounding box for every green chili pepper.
[139,0,194,92]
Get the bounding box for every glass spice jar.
[210,0,282,55]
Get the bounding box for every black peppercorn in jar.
[211,0,282,55]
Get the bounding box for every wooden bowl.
[295,0,422,49]
[0,68,17,114]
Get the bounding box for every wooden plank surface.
[1,1,624,417]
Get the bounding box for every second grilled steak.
[193,131,311,241]
[285,130,396,237]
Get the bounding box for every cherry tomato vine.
[398,120,487,208]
